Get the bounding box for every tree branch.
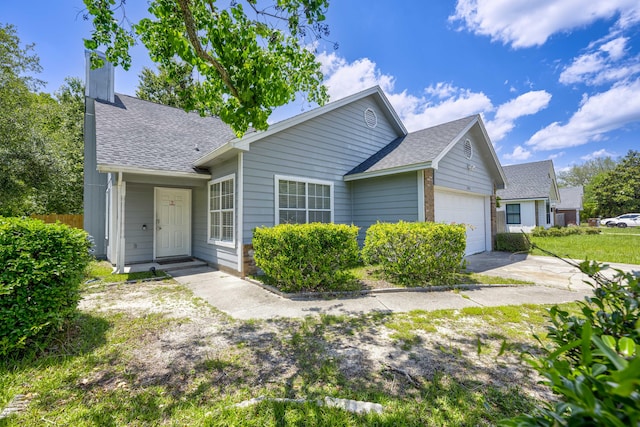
[175,0,241,101]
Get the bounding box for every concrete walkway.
[169,253,639,320]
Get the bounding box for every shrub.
[500,259,640,426]
[252,223,360,293]
[531,225,601,237]
[0,216,92,355]
[361,221,466,286]
[495,233,530,252]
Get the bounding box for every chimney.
[85,51,115,103]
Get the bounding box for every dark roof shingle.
[95,94,236,174]
[347,115,477,175]
[497,160,555,200]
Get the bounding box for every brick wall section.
[423,169,435,222]
[242,243,258,277]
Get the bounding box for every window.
[546,200,551,224]
[275,175,333,224]
[506,204,521,224]
[208,174,235,244]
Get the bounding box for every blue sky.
[4,1,640,170]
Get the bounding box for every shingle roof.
[95,94,236,174]
[497,160,555,200]
[346,115,477,175]
[557,186,583,210]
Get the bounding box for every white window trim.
[274,174,334,225]
[208,173,236,247]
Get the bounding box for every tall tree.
[0,24,51,216]
[136,62,195,109]
[588,150,640,217]
[557,157,617,187]
[83,0,331,135]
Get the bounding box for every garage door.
[434,189,488,255]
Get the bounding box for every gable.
[497,160,559,201]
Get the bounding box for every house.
[556,186,583,226]
[496,160,560,233]
[84,54,506,275]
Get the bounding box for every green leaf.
[618,337,636,357]
[592,335,627,370]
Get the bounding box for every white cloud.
[449,0,640,48]
[526,78,640,150]
[559,36,640,85]
[503,145,532,161]
[485,91,552,141]
[549,152,565,160]
[580,149,616,160]
[318,52,551,138]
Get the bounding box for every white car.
[600,213,640,228]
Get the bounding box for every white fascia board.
[344,162,433,182]
[97,164,211,179]
[431,117,478,170]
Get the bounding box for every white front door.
[155,187,191,258]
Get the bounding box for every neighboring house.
[496,160,560,233]
[84,54,506,275]
[556,186,583,226]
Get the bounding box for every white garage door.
[434,189,488,255]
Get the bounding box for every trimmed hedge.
[531,225,601,237]
[495,233,531,252]
[362,221,466,286]
[0,216,92,355]
[252,223,360,293]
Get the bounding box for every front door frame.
[153,187,192,260]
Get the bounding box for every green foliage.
[495,233,531,252]
[83,0,330,135]
[362,221,466,286]
[531,225,601,237]
[0,216,93,355]
[588,150,640,217]
[501,261,640,426]
[557,157,617,187]
[252,223,360,293]
[136,61,196,108]
[0,24,85,216]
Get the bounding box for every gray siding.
[434,130,495,195]
[83,98,107,257]
[351,172,419,242]
[194,157,239,271]
[123,183,154,263]
[242,96,402,243]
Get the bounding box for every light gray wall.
[351,172,419,242]
[193,157,238,270]
[123,183,154,263]
[434,129,495,196]
[83,98,107,258]
[242,96,402,243]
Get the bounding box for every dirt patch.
[79,279,552,403]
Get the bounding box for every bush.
[495,233,530,252]
[361,221,466,286]
[252,223,360,293]
[0,216,92,355]
[500,260,640,426]
[531,226,601,237]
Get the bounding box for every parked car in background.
[600,213,640,227]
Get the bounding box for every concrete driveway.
[169,253,638,320]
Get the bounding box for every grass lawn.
[0,265,562,426]
[531,228,640,264]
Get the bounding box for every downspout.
[237,153,244,274]
[116,171,126,273]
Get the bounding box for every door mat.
[157,257,195,265]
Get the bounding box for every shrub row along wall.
[362,221,466,286]
[0,216,92,355]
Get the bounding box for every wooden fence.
[30,214,84,229]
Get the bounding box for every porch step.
[161,260,208,272]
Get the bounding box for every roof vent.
[364,108,377,128]
[463,139,473,160]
